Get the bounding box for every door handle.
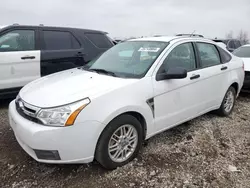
[221,66,228,71]
[75,52,85,57]
[190,74,200,80]
[21,56,35,60]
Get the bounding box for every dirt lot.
[0,94,250,188]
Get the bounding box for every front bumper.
[8,100,103,164]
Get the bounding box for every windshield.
[233,46,250,58]
[84,41,168,78]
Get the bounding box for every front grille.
[23,106,36,114]
[15,99,43,124]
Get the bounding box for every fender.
[102,104,154,137]
[231,69,243,96]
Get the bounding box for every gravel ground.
[0,94,250,188]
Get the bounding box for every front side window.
[159,43,196,73]
[43,30,80,50]
[233,46,250,58]
[84,41,168,78]
[196,43,221,68]
[0,30,35,52]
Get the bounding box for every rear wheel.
[216,86,236,116]
[95,114,143,170]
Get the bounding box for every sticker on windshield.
[138,47,160,52]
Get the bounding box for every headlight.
[36,98,90,127]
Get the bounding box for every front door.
[0,29,40,92]
[152,42,203,132]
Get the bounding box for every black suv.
[0,24,114,98]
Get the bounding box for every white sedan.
[9,36,244,169]
[233,44,250,91]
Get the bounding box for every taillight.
[242,61,244,70]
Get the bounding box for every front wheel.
[216,86,236,116]
[95,114,143,170]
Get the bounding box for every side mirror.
[156,67,187,81]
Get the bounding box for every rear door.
[194,42,231,107]
[0,28,40,92]
[40,29,85,76]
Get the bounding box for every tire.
[216,86,236,116]
[95,114,143,170]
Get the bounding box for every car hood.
[242,58,250,71]
[20,68,137,108]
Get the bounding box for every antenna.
[190,30,196,37]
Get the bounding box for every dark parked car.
[0,24,114,98]
[212,39,242,52]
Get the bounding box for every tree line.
[226,30,249,44]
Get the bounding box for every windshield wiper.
[78,66,88,71]
[89,68,117,77]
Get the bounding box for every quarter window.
[0,30,35,52]
[43,30,80,50]
[196,43,221,68]
[217,46,232,63]
[85,33,113,48]
[160,43,196,72]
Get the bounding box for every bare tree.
[237,30,249,45]
[225,31,234,39]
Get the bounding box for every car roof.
[213,38,240,41]
[129,36,215,43]
[0,25,8,30]
[2,24,107,34]
[130,36,179,42]
[212,39,228,41]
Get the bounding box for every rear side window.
[85,33,113,48]
[196,43,221,68]
[43,30,80,50]
[217,46,232,63]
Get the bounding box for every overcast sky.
[0,0,249,39]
